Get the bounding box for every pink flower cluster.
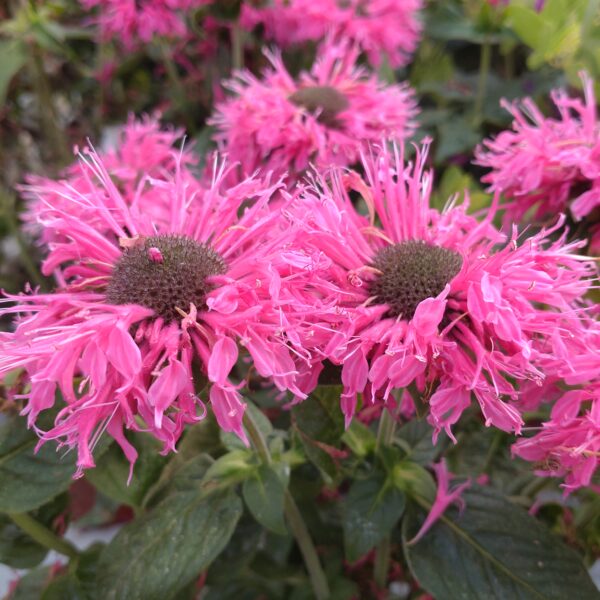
[274,145,597,450]
[2,124,310,478]
[241,0,423,68]
[211,43,417,180]
[476,73,600,253]
[3,66,600,497]
[81,0,211,47]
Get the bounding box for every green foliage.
[85,433,168,508]
[342,471,405,562]
[507,0,600,83]
[403,486,599,600]
[243,464,288,535]
[0,413,76,512]
[95,487,243,599]
[292,386,345,482]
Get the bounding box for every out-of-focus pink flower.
[1,150,304,478]
[513,388,600,493]
[476,72,600,253]
[275,142,597,439]
[408,460,470,544]
[81,0,211,47]
[241,0,423,68]
[211,42,417,180]
[21,114,200,246]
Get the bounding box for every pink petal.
[208,337,238,384]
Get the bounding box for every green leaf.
[343,472,405,562]
[0,492,70,568]
[243,464,288,535]
[0,513,47,568]
[85,433,167,508]
[75,543,104,600]
[396,420,446,466]
[9,566,53,600]
[435,115,482,163]
[506,6,545,49]
[96,488,243,599]
[293,386,344,481]
[203,449,254,484]
[0,39,26,105]
[293,386,344,443]
[341,420,376,458]
[0,414,76,512]
[41,574,85,600]
[391,460,437,502]
[403,486,599,600]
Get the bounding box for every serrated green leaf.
[403,486,599,600]
[0,414,76,512]
[343,472,405,562]
[243,463,288,535]
[96,488,242,599]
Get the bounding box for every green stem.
[283,492,330,600]
[473,38,492,127]
[242,410,330,600]
[8,512,79,559]
[243,411,271,465]
[373,406,397,591]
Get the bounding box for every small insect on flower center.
[106,234,227,322]
[288,85,350,126]
[369,240,463,320]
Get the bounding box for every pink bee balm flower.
[241,0,423,68]
[512,388,600,494]
[80,0,211,48]
[1,151,302,478]
[210,42,417,180]
[21,114,201,246]
[277,142,596,440]
[476,72,600,253]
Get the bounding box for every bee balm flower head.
[1,149,302,478]
[210,42,417,181]
[278,142,597,441]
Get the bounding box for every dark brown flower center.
[106,234,226,322]
[369,240,462,319]
[289,85,349,126]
